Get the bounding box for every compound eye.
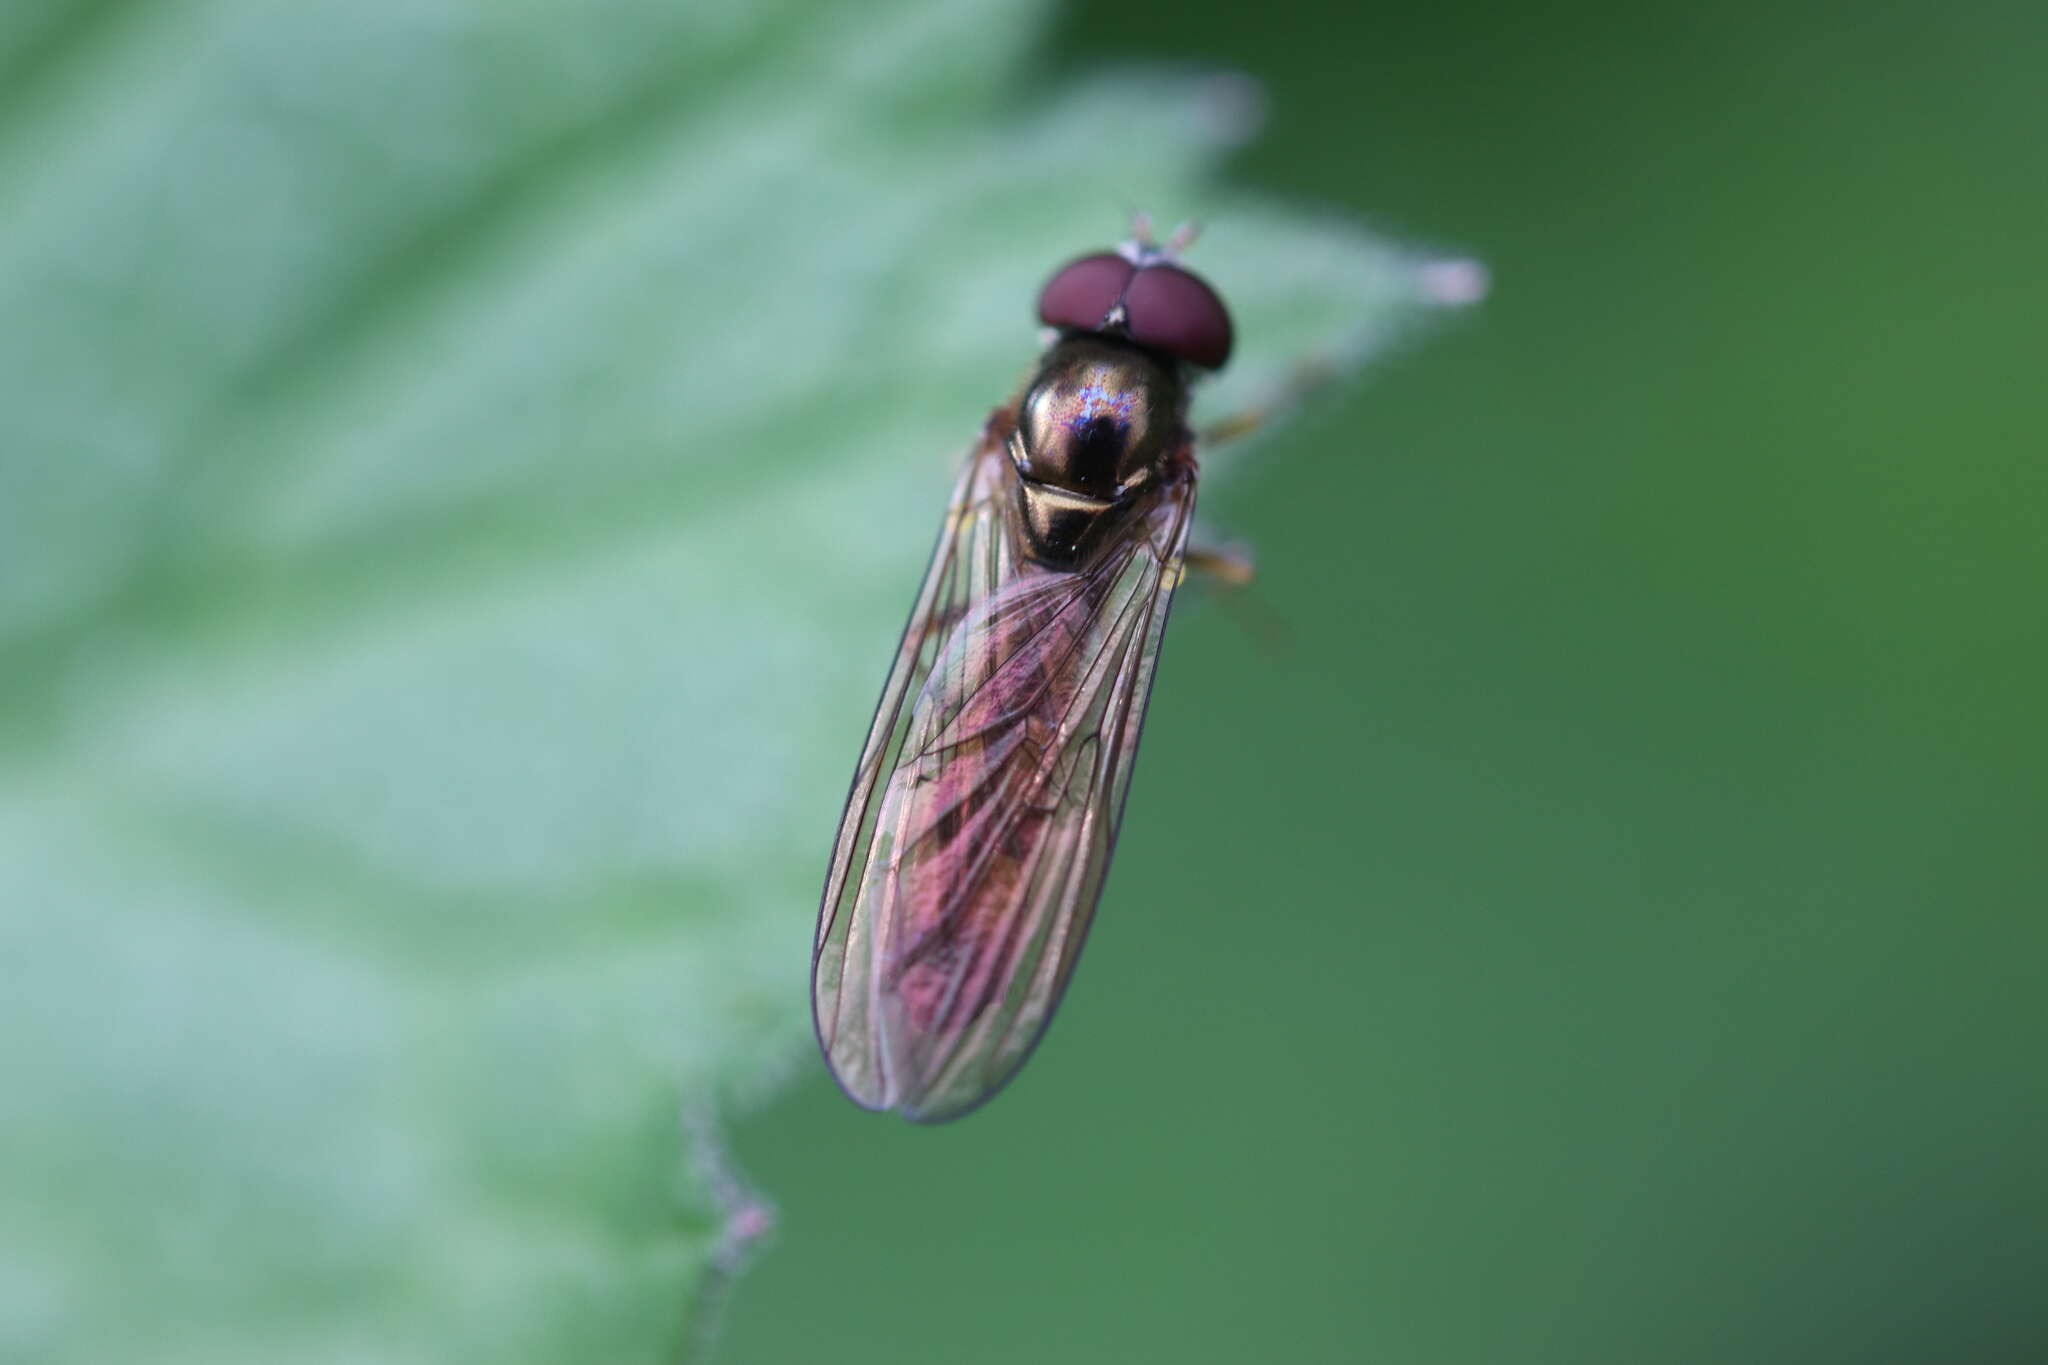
[1036,252,1136,333]
[1124,264,1234,369]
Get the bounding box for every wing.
[813,434,1195,1121]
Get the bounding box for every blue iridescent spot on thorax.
[1069,379,1137,432]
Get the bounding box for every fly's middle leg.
[1184,542,1256,586]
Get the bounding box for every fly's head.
[1034,225,1235,372]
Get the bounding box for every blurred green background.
[728,2,2048,1363]
[3,0,2042,1361]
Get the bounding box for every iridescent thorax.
[1007,337,1185,568]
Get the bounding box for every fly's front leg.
[1182,347,1349,598]
[1198,350,1343,451]
[1199,257,1488,450]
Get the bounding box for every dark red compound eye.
[1035,251,1234,370]
[1036,253,1135,335]
[1122,263,1233,370]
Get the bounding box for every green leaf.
[0,0,1472,1358]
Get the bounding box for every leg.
[1184,538,1293,652]
[1198,350,1343,449]
[1184,541,1256,586]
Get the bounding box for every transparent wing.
[813,438,1195,1121]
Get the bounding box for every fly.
[813,221,1240,1121]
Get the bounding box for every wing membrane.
[813,434,1194,1121]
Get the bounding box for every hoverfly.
[813,222,1244,1121]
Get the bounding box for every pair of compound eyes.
[1035,251,1234,370]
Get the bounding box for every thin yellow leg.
[1184,543,1257,587]
[1198,354,1342,449]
